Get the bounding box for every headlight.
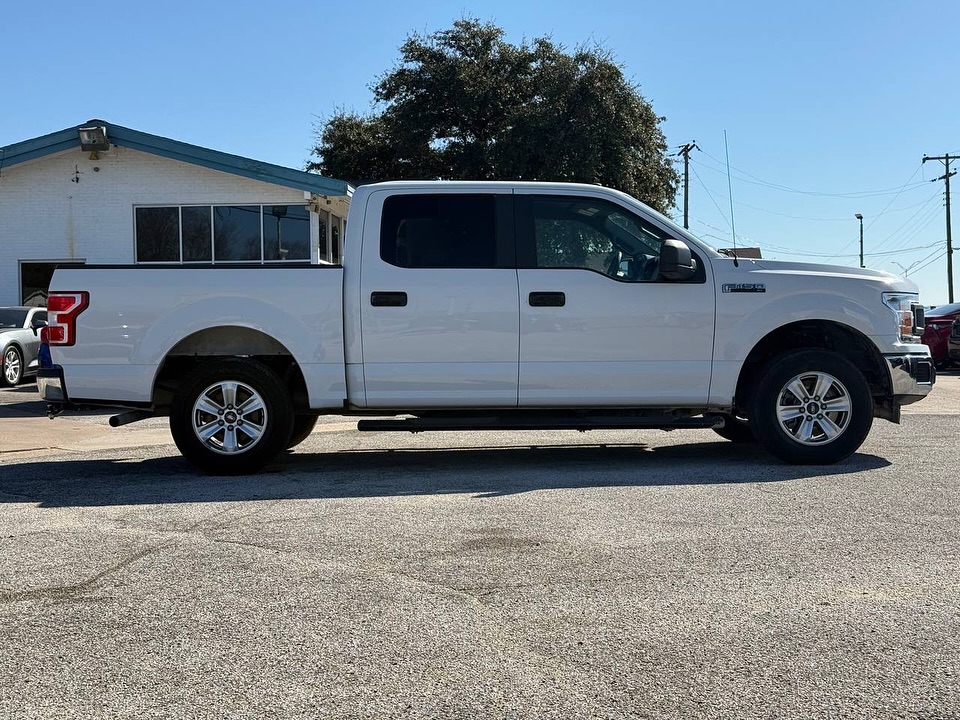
[882,292,921,342]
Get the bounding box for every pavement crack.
[0,542,172,604]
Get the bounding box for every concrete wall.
[0,145,349,305]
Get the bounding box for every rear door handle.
[529,291,565,307]
[370,291,408,307]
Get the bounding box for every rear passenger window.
[380,194,497,268]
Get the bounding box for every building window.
[214,205,262,261]
[135,204,314,264]
[182,206,213,261]
[318,210,330,263]
[263,205,310,261]
[20,261,78,306]
[331,216,341,265]
[135,207,180,261]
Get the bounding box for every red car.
[921,301,960,369]
[948,318,960,366]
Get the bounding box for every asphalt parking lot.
[1,376,958,719]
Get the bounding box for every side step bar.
[357,414,725,433]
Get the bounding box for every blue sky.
[4,0,959,303]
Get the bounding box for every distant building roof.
[718,247,762,259]
[0,119,350,197]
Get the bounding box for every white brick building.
[0,120,351,306]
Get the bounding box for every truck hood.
[743,258,919,293]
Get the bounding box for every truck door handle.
[529,292,565,307]
[370,291,408,307]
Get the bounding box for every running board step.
[357,414,725,433]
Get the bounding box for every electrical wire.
[694,151,929,198]
[864,164,922,231]
[827,190,941,260]
[908,250,946,275]
[690,165,735,237]
[868,195,943,254]
[761,240,942,259]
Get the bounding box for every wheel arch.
[151,326,309,413]
[733,320,890,414]
[2,339,25,356]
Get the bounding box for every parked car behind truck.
[948,318,960,367]
[921,301,960,369]
[38,181,935,473]
[1,306,47,386]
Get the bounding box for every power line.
[694,150,929,198]
[882,204,944,254]
[868,194,943,254]
[690,165,734,235]
[865,164,922,230]
[910,250,947,276]
[829,191,940,260]
[762,240,942,259]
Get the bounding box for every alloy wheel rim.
[191,380,268,455]
[776,371,851,446]
[4,350,20,384]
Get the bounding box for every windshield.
[926,302,960,318]
[0,309,27,329]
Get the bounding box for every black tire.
[286,415,319,450]
[170,358,294,475]
[713,413,756,443]
[749,349,873,465]
[2,346,23,387]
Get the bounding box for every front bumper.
[886,354,935,406]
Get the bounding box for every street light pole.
[855,213,864,268]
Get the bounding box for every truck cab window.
[528,196,668,282]
[381,194,497,269]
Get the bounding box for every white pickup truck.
[38,181,934,474]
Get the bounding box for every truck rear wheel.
[749,349,873,465]
[170,358,294,475]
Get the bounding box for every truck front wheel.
[170,359,294,475]
[749,350,873,465]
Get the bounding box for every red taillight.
[45,291,89,346]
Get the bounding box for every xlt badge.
[722,283,766,293]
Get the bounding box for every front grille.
[915,359,934,384]
[912,303,925,336]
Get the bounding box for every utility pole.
[922,154,956,303]
[675,142,698,229]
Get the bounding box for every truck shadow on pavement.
[0,441,891,507]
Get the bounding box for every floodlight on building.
[78,125,109,152]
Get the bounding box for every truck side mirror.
[659,238,697,280]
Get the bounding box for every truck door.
[358,189,519,408]
[515,191,716,406]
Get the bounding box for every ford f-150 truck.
[38,181,935,474]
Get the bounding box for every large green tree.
[308,19,678,212]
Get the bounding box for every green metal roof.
[0,119,350,196]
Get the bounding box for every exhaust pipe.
[109,410,155,427]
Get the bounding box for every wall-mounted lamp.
[78,125,109,152]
